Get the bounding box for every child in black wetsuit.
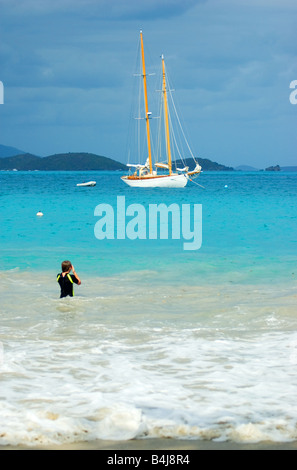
[57,260,81,298]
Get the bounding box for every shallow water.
[0,171,297,446]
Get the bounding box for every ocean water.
[0,170,297,446]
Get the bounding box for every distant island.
[281,166,297,172]
[0,144,296,172]
[0,152,127,171]
[0,150,234,172]
[0,144,25,158]
[236,164,297,172]
[175,157,234,172]
[264,165,281,171]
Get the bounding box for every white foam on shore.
[0,270,297,446]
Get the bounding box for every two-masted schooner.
[121,31,202,188]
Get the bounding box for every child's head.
[61,260,72,272]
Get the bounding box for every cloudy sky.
[1,0,296,168]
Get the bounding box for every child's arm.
[71,265,81,285]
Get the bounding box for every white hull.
[121,173,188,188]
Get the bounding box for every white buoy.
[36,211,43,217]
[224,185,228,188]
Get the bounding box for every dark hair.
[61,260,72,272]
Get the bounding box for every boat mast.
[161,55,172,175]
[140,31,153,174]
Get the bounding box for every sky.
[0,0,296,168]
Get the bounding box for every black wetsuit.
[57,273,79,298]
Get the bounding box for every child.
[57,260,81,298]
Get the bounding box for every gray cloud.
[0,0,296,167]
[0,0,201,19]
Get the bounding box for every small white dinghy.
[76,181,96,187]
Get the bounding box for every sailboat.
[121,31,202,188]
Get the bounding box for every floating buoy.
[224,185,228,188]
[36,211,43,217]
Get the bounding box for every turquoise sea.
[0,170,297,446]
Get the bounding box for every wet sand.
[2,438,297,450]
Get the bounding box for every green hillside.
[0,153,41,170]
[0,152,127,171]
[40,153,127,171]
[174,157,234,171]
[0,152,234,172]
